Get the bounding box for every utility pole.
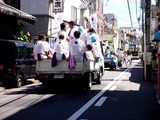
[145,0,151,80]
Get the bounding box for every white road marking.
[109,86,117,91]
[117,78,122,83]
[122,75,126,78]
[67,64,135,120]
[94,97,108,107]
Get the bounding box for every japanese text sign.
[53,0,64,12]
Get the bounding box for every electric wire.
[127,0,134,28]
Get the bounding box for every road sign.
[53,0,64,12]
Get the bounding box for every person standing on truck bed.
[33,34,52,60]
[68,21,78,40]
[56,22,70,58]
[78,26,87,46]
[86,28,103,60]
[69,31,85,61]
[57,22,69,42]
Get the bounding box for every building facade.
[0,0,36,40]
[17,0,90,40]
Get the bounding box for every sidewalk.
[151,69,160,104]
[0,81,5,92]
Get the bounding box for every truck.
[36,58,104,91]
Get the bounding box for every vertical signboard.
[53,0,64,12]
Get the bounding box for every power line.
[135,0,138,19]
[127,0,133,28]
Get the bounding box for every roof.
[0,1,37,24]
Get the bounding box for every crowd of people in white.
[33,21,103,62]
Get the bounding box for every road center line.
[67,64,135,120]
[117,78,122,83]
[109,86,117,91]
[94,97,108,106]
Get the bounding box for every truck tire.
[110,66,114,70]
[96,71,101,85]
[84,73,92,91]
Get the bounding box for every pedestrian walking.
[122,51,128,65]
[127,53,132,65]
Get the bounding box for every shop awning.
[153,31,160,41]
[0,1,37,24]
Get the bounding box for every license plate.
[0,65,3,70]
[54,74,64,79]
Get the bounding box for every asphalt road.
[0,61,160,120]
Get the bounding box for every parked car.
[104,53,118,70]
[0,40,36,87]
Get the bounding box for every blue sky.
[103,0,156,28]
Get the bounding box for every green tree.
[13,23,30,42]
[127,49,132,55]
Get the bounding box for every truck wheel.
[84,73,92,91]
[96,72,101,84]
[110,66,114,70]
[15,75,23,87]
[114,64,117,69]
[96,67,103,85]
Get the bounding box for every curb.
[153,84,160,104]
[0,87,5,92]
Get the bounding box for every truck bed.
[36,59,101,74]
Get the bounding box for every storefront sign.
[53,0,64,12]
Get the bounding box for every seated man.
[33,34,52,60]
[69,31,85,61]
[85,44,95,60]
[53,34,69,61]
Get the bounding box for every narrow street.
[0,60,160,120]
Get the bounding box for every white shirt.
[57,30,69,42]
[57,30,70,52]
[86,32,100,45]
[80,32,87,45]
[68,26,78,39]
[86,51,95,60]
[69,38,85,61]
[33,40,43,60]
[39,41,51,59]
[91,41,103,59]
[54,39,69,60]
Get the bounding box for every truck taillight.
[39,75,48,79]
[72,75,81,79]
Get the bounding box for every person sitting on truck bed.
[69,31,85,61]
[90,34,103,60]
[53,34,69,61]
[85,44,95,60]
[33,34,52,60]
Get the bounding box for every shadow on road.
[2,63,160,120]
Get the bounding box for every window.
[26,47,34,59]
[71,6,77,23]
[4,0,20,9]
[17,47,25,59]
